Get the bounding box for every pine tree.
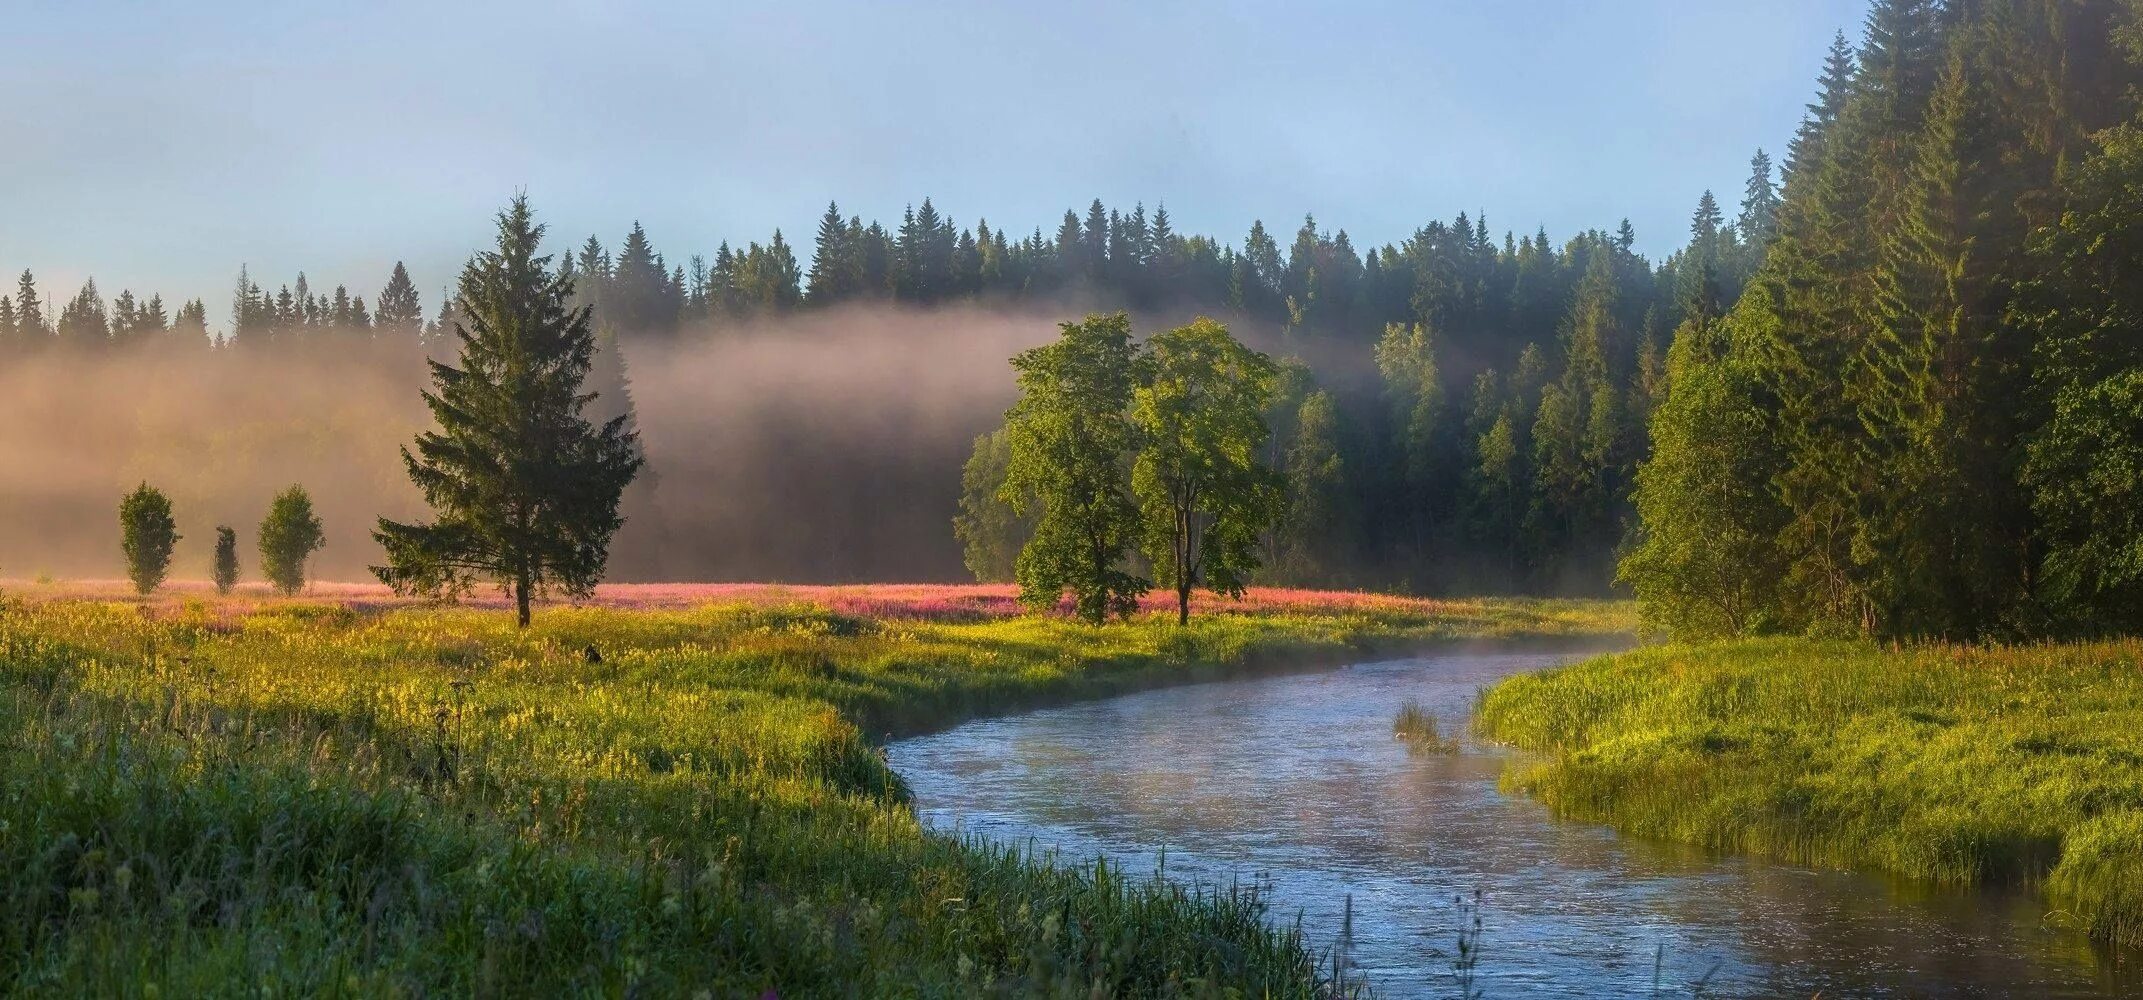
[373,197,643,627]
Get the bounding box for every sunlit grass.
[0,586,1628,994]
[1393,700,1459,753]
[1475,638,2143,948]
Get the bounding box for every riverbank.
[0,586,1629,995]
[1476,638,2143,949]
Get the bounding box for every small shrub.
[118,482,180,595]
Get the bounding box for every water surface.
[890,643,2137,997]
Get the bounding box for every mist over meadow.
[0,305,1123,584]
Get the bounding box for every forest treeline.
[1,167,1775,594]
[1624,0,2143,639]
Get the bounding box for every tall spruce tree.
[376,262,424,342]
[373,197,643,627]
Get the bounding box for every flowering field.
[5,577,1634,631]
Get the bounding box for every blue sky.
[2,0,1868,323]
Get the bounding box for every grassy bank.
[1476,638,2143,949]
[0,586,1628,995]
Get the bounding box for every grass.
[1393,700,1459,754]
[0,583,1630,995]
[1475,637,2143,949]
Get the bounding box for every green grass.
[1475,637,2143,949]
[0,592,1628,996]
[1392,700,1458,754]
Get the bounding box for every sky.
[1,0,1869,326]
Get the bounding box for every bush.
[258,486,324,596]
[118,483,179,595]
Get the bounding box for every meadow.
[0,581,1629,996]
[1475,639,2143,950]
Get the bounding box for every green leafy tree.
[1001,312,1147,622]
[1619,304,1786,638]
[259,485,325,595]
[953,428,1029,583]
[1270,388,1345,586]
[1132,318,1284,625]
[118,483,179,595]
[2024,122,2143,628]
[373,196,644,627]
[212,526,240,594]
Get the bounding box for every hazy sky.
[2,1,1867,325]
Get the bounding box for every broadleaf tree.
[118,483,179,595]
[1001,312,1147,623]
[373,196,643,626]
[259,485,326,595]
[1131,318,1284,625]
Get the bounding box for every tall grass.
[0,590,1624,994]
[1393,700,1459,753]
[1475,637,2143,948]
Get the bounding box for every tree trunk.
[1177,580,1191,627]
[515,576,532,628]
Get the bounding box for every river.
[888,642,2137,997]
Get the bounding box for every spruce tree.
[373,197,643,627]
[376,262,424,342]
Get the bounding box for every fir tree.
[373,197,643,627]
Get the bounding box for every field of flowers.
[0,583,1629,995]
[7,578,1621,627]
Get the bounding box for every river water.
[888,643,2138,998]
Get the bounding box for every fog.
[622,306,1063,582]
[0,306,1137,584]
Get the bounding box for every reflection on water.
[889,643,2138,998]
